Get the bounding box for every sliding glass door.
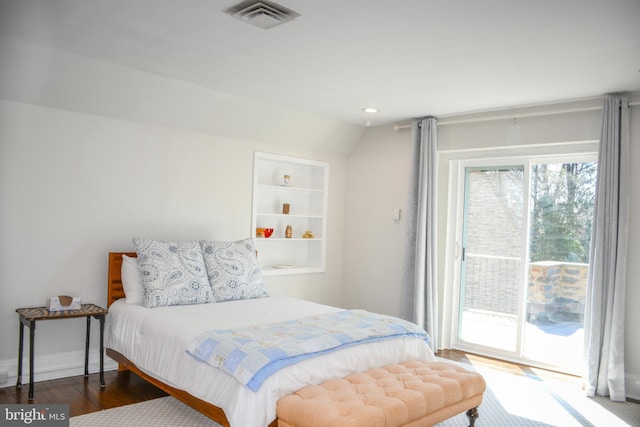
[455,157,596,374]
[523,161,596,370]
[458,165,525,353]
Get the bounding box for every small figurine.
[302,230,314,239]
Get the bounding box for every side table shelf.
[16,303,108,400]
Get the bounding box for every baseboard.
[0,349,118,389]
[626,373,640,401]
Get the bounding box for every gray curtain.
[583,96,630,401]
[401,117,438,353]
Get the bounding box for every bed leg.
[466,407,479,427]
[118,363,129,372]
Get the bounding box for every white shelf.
[252,152,328,276]
[260,265,325,276]
[256,214,323,219]
[259,184,324,193]
[255,237,323,241]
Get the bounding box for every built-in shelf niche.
[252,152,328,275]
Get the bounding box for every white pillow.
[200,237,268,303]
[133,237,213,308]
[121,254,145,305]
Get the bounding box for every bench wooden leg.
[466,407,479,427]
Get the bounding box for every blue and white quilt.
[186,310,431,391]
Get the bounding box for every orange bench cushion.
[277,360,486,427]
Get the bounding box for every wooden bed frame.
[106,252,278,427]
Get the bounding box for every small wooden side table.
[15,303,108,400]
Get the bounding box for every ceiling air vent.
[225,0,300,29]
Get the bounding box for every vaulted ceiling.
[1,0,639,126]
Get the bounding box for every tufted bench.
[276,360,486,427]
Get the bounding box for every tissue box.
[47,295,81,311]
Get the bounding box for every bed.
[105,251,435,427]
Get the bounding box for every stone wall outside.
[528,261,588,305]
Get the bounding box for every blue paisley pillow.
[200,238,268,303]
[133,237,213,308]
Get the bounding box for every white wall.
[0,39,364,385]
[342,124,412,317]
[343,99,640,399]
[626,105,640,398]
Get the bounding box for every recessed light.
[362,107,379,113]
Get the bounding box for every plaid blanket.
[186,310,431,391]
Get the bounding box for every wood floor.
[0,369,168,416]
[0,349,582,417]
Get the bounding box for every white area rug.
[70,397,219,427]
[70,361,640,426]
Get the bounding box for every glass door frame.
[445,153,597,373]
[454,159,531,357]
[453,157,531,363]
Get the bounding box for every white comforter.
[105,295,435,427]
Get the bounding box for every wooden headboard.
[107,252,137,307]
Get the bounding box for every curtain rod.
[393,101,640,131]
